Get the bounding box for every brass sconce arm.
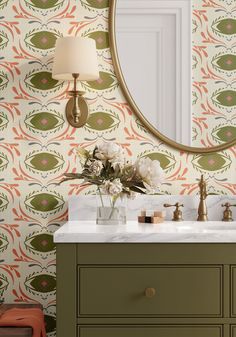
[71,73,80,124]
[66,73,89,128]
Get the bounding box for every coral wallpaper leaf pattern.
[192,1,236,148]
[0,0,235,335]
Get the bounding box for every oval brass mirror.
[109,0,236,153]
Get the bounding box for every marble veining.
[54,221,236,243]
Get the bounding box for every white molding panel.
[116,0,192,146]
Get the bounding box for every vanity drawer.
[78,325,223,337]
[78,266,222,317]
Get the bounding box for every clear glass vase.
[96,193,126,225]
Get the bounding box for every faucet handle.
[163,203,184,222]
[163,203,184,208]
[222,203,236,222]
[222,203,236,207]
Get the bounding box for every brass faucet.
[222,203,236,222]
[164,203,184,221]
[197,175,208,221]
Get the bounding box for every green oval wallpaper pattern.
[24,232,56,255]
[24,151,65,175]
[0,112,8,131]
[0,233,8,253]
[212,53,236,72]
[24,70,62,93]
[0,31,9,50]
[0,1,236,336]
[24,0,65,11]
[0,274,9,297]
[24,110,65,134]
[0,71,9,91]
[25,272,56,295]
[85,30,109,49]
[24,29,62,53]
[212,125,236,143]
[212,17,236,37]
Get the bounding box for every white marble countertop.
[54,221,236,243]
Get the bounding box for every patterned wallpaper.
[193,0,236,148]
[0,0,235,335]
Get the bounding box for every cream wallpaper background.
[0,0,235,335]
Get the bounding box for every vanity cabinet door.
[78,325,222,337]
[231,325,236,337]
[78,266,222,317]
[231,267,236,317]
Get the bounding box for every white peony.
[103,178,123,196]
[136,157,164,193]
[95,141,124,168]
[89,160,103,176]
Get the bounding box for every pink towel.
[0,308,46,337]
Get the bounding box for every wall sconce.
[52,37,99,128]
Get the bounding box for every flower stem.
[110,196,113,207]
[97,187,104,207]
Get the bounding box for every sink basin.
[164,221,236,233]
[205,224,236,231]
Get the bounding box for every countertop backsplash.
[69,195,236,222]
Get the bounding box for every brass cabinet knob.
[145,287,156,298]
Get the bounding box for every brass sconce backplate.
[66,92,89,128]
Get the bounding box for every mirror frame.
[109,0,236,154]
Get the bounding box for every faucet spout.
[197,174,208,221]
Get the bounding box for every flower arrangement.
[62,141,164,206]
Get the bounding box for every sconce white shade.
[52,37,99,81]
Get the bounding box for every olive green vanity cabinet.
[78,326,222,337]
[56,243,236,337]
[232,326,236,336]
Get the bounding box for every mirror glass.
[115,0,236,149]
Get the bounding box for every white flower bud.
[102,179,123,196]
[89,160,103,176]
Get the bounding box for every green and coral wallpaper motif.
[0,0,235,335]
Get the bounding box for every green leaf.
[130,186,146,194]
